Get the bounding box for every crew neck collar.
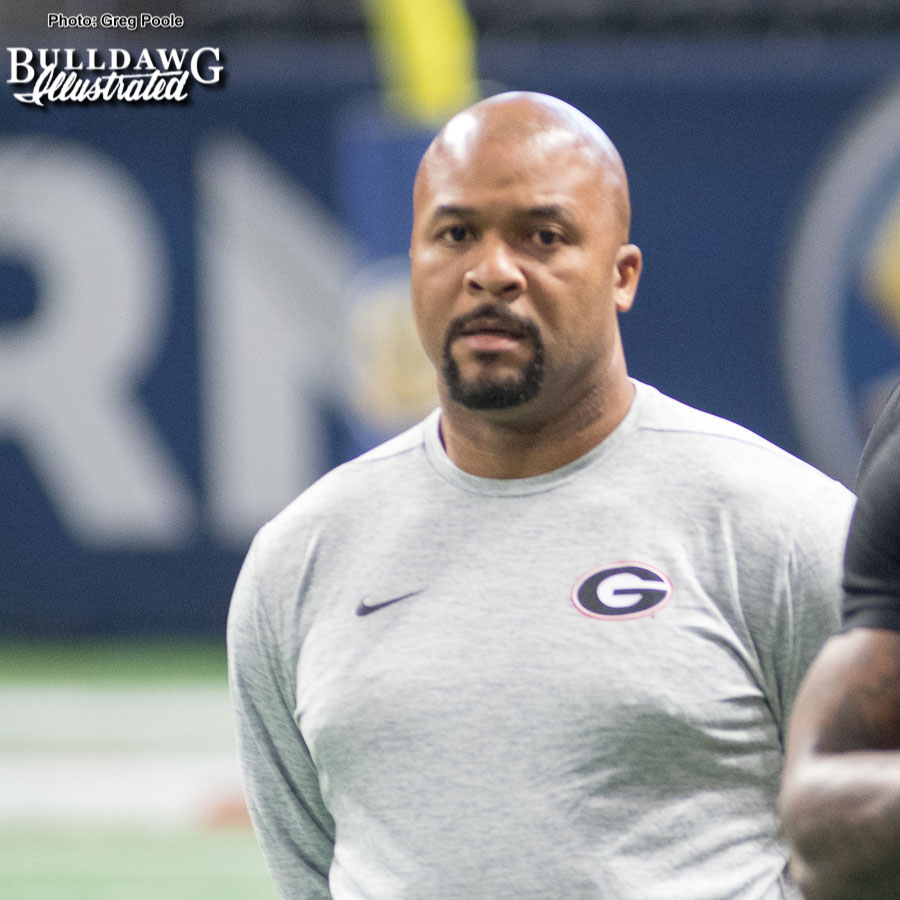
[423,380,645,496]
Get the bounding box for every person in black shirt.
[780,382,900,899]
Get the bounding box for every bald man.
[228,92,854,899]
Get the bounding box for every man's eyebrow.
[518,204,576,222]
[428,204,577,224]
[428,205,477,225]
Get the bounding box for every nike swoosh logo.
[355,590,423,617]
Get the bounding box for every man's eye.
[441,225,470,243]
[533,228,562,247]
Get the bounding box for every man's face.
[409,121,640,422]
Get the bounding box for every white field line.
[0,684,236,753]
[0,684,246,826]
[0,752,243,826]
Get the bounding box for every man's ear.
[614,244,642,313]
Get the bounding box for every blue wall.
[2,36,899,634]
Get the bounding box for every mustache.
[443,303,541,348]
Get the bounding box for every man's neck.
[438,378,635,479]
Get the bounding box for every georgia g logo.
[571,562,673,621]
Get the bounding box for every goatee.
[440,304,544,410]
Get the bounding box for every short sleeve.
[843,383,900,632]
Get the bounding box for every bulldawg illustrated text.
[6,46,223,105]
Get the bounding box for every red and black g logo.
[571,562,673,621]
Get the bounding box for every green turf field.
[0,826,278,900]
[0,640,278,899]
[0,638,230,684]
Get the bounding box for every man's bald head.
[414,91,632,235]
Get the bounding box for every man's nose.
[464,238,525,300]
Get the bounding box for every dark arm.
[780,627,900,899]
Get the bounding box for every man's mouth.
[444,304,540,360]
[457,317,529,352]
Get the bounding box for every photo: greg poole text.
[47,13,185,30]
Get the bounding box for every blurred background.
[2,0,900,895]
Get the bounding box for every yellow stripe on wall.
[866,194,900,339]
[363,0,480,125]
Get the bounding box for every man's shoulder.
[858,381,900,488]
[258,414,433,543]
[636,382,785,453]
[634,381,855,507]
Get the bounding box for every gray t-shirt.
[228,381,855,899]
